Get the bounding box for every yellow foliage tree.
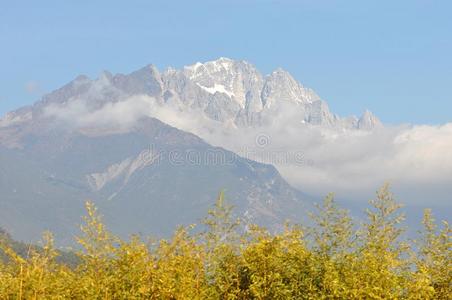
[415,209,451,299]
[0,185,450,299]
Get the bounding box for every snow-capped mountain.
[0,57,381,131]
[0,58,386,244]
[167,57,381,129]
[2,58,450,244]
[0,59,332,245]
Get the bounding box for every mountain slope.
[0,115,310,245]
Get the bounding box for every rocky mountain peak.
[262,67,319,108]
[3,58,382,131]
[181,58,262,108]
[358,109,382,130]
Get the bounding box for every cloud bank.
[44,95,452,206]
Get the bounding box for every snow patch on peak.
[196,83,235,98]
[185,57,235,77]
[207,57,234,66]
[217,56,233,61]
[205,58,234,72]
[184,62,203,73]
[215,57,234,69]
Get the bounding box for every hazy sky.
[1,0,451,124]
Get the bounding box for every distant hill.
[0,227,79,267]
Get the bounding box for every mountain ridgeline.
[0,57,381,130]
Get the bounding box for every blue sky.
[1,0,451,124]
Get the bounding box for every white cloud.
[147,104,452,206]
[44,95,452,206]
[44,95,155,129]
